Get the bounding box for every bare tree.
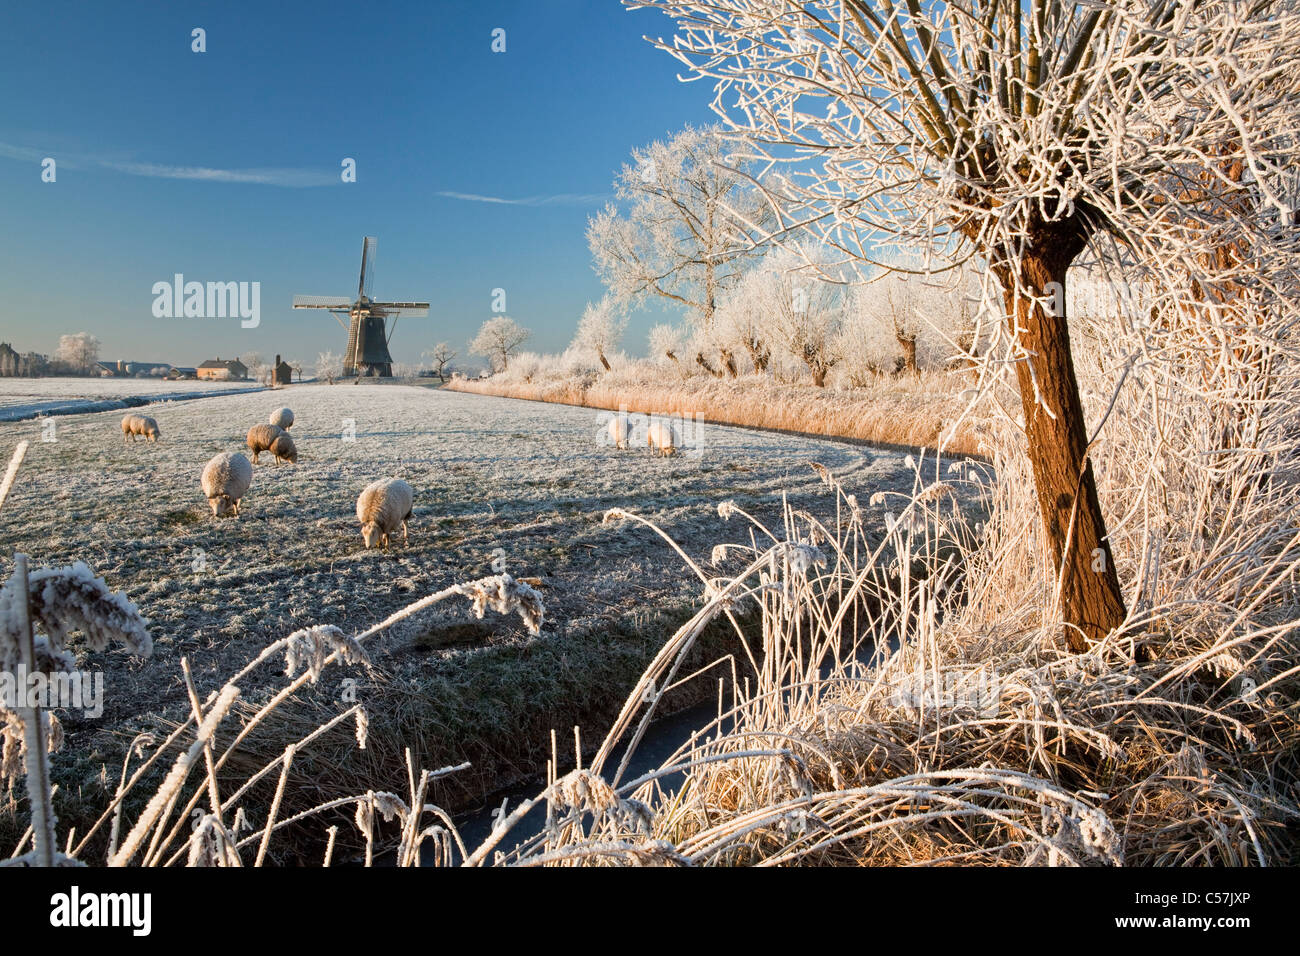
[240,352,265,383]
[721,247,844,385]
[315,350,340,385]
[636,0,1300,649]
[588,125,771,375]
[470,317,530,373]
[424,342,457,382]
[54,332,100,373]
[570,296,628,372]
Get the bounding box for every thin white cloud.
[0,142,46,163]
[101,160,337,187]
[0,139,337,187]
[2,139,608,197]
[436,189,609,207]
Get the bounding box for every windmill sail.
[292,295,353,308]
[358,236,376,300]
[293,237,429,378]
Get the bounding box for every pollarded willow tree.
[571,295,629,371]
[632,0,1300,650]
[744,246,847,384]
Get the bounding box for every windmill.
[293,237,429,378]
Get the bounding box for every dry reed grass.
[446,371,984,457]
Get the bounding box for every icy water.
[449,698,722,864]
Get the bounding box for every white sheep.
[647,420,678,457]
[269,407,294,430]
[121,414,160,443]
[607,414,631,449]
[247,423,296,464]
[201,452,253,517]
[356,478,414,549]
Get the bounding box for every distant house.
[0,343,47,374]
[0,343,45,377]
[168,367,198,380]
[272,354,294,386]
[196,357,248,381]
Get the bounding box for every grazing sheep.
[269,407,294,430]
[121,414,160,443]
[246,423,286,464]
[356,478,414,549]
[607,414,630,449]
[647,420,678,457]
[201,452,253,517]
[268,430,297,465]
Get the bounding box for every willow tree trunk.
[696,352,724,377]
[995,224,1127,651]
[895,332,918,375]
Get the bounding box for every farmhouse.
[196,357,248,381]
[272,354,294,385]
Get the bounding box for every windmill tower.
[293,237,429,377]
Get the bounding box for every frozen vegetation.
[0,383,924,680]
[0,381,945,854]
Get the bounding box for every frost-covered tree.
[635,0,1300,649]
[837,301,901,384]
[424,342,457,382]
[470,317,530,373]
[764,252,845,387]
[648,322,688,370]
[847,266,979,376]
[714,269,774,374]
[588,125,772,375]
[723,248,845,385]
[54,333,99,373]
[570,296,628,372]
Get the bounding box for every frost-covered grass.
[0,382,949,862]
[461,332,1300,866]
[459,298,1300,866]
[0,376,264,422]
[7,335,1294,866]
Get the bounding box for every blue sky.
[0,0,714,368]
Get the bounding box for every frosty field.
[0,380,945,826]
[0,376,263,422]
